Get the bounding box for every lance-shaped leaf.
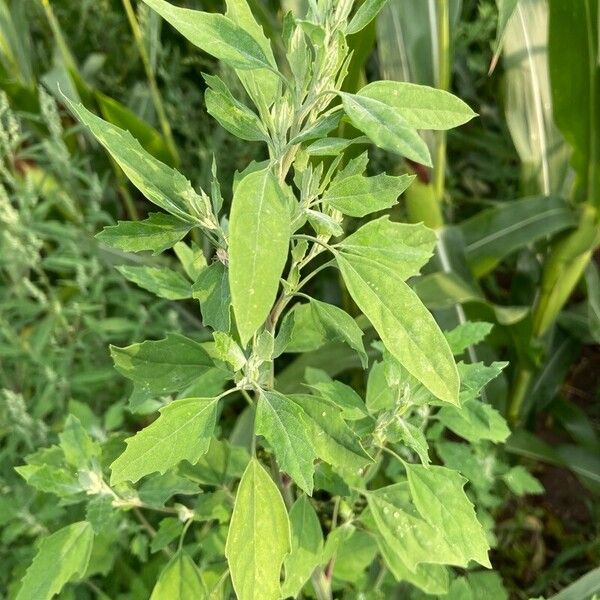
[337,216,437,278]
[150,550,207,600]
[96,213,192,255]
[110,397,220,484]
[347,0,390,35]
[16,522,94,600]
[358,81,476,130]
[255,390,317,494]
[340,92,432,165]
[405,464,491,568]
[142,0,273,71]
[226,459,291,600]
[64,99,201,224]
[336,252,459,404]
[282,496,323,598]
[229,168,291,345]
[116,265,192,300]
[322,173,414,217]
[366,484,457,572]
[192,261,231,332]
[110,334,214,399]
[310,299,368,368]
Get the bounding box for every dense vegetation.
[1,1,598,599]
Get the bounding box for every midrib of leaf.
[465,206,566,253]
[516,2,550,194]
[248,173,269,319]
[338,252,455,401]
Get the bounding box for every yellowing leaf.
[226,459,291,600]
[110,397,220,484]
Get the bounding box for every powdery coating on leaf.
[336,252,459,404]
[116,265,192,300]
[110,397,220,484]
[225,459,291,600]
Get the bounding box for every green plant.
[12,1,545,598]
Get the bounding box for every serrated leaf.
[405,464,491,568]
[110,334,214,400]
[225,459,291,600]
[358,81,477,130]
[392,419,430,466]
[322,173,414,217]
[142,0,273,71]
[502,466,544,496]
[336,252,459,404]
[339,92,432,165]
[307,378,369,421]
[150,518,184,554]
[444,322,494,355]
[229,168,291,345]
[192,261,231,332]
[282,496,323,598]
[16,522,94,600]
[116,265,192,300]
[255,390,317,494]
[150,550,207,599]
[96,213,192,255]
[59,415,100,469]
[347,0,390,35]
[64,99,201,224]
[438,399,511,444]
[310,299,367,368]
[458,361,507,403]
[338,216,437,278]
[110,397,220,484]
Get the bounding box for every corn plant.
[12,1,541,598]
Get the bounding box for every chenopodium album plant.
[14,0,535,598]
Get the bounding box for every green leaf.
[392,419,430,466]
[585,262,600,342]
[347,0,390,35]
[213,332,246,371]
[405,463,491,568]
[142,0,273,71]
[322,173,414,217]
[490,0,519,73]
[110,397,220,484]
[358,81,476,130]
[459,196,577,277]
[150,550,207,599]
[333,530,379,583]
[310,299,367,368]
[458,361,507,403]
[204,74,268,142]
[502,466,544,496]
[229,167,291,345]
[282,496,323,598]
[336,252,459,404]
[110,334,214,400]
[173,241,206,280]
[305,136,369,156]
[192,261,231,332]
[225,458,291,600]
[366,484,457,571]
[338,216,437,278]
[16,522,94,600]
[548,566,600,600]
[116,265,192,300]
[255,390,317,494]
[64,99,204,224]
[339,92,432,165]
[59,415,100,468]
[438,400,511,444]
[444,322,494,355]
[96,213,192,255]
[150,518,184,554]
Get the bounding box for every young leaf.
[110,334,214,399]
[405,464,491,568]
[339,92,432,166]
[336,253,459,404]
[347,0,390,35]
[229,168,291,345]
[337,216,437,278]
[444,321,494,355]
[310,299,368,368]
[502,466,544,496]
[116,265,192,300]
[16,522,94,600]
[150,550,207,599]
[142,0,273,71]
[110,397,220,484]
[64,99,204,224]
[358,81,477,130]
[225,458,291,600]
[255,390,317,494]
[282,496,323,598]
[437,400,511,444]
[322,173,414,217]
[192,261,231,332]
[96,213,192,255]
[59,415,100,468]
